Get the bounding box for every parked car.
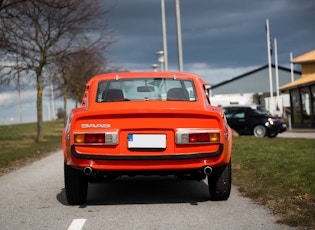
[62,72,233,204]
[222,105,287,138]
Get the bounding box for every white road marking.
[67,219,87,230]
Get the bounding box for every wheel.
[64,163,88,205]
[267,133,278,138]
[253,125,267,137]
[208,161,231,201]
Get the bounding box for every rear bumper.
[267,123,287,134]
[71,144,223,161]
[69,144,226,175]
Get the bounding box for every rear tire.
[64,164,88,205]
[253,125,267,137]
[208,161,231,201]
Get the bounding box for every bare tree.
[67,49,107,105]
[51,40,114,126]
[0,0,112,141]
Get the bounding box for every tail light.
[176,130,221,144]
[85,134,105,143]
[73,132,118,145]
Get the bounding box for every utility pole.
[50,80,56,120]
[17,71,22,123]
[16,50,23,123]
[266,18,273,113]
[274,38,279,99]
[266,18,273,99]
[175,0,183,72]
[156,51,165,72]
[290,52,294,82]
[161,0,168,71]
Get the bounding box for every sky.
[104,0,315,83]
[0,0,314,125]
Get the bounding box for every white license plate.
[128,134,166,149]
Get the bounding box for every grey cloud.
[106,0,314,72]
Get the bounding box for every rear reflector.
[74,132,118,145]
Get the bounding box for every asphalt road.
[0,150,297,230]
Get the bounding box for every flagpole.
[175,0,183,72]
[274,38,280,115]
[161,0,168,71]
[290,52,294,82]
[274,38,279,99]
[266,18,273,112]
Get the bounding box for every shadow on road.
[57,176,210,206]
[56,188,68,205]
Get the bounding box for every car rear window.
[96,78,197,102]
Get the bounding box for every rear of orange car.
[62,72,232,204]
[66,104,230,168]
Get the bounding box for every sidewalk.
[277,129,315,139]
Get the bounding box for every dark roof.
[211,64,301,89]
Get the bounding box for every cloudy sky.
[0,0,314,124]
[104,0,314,83]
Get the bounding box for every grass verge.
[232,136,315,228]
[0,120,64,175]
[0,122,314,228]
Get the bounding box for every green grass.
[0,122,314,228]
[232,136,315,228]
[0,120,64,174]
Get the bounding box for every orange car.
[62,72,232,204]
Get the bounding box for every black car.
[222,105,287,138]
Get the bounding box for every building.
[280,50,315,128]
[209,64,301,116]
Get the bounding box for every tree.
[51,45,111,126]
[51,32,122,126]
[56,107,65,119]
[57,47,109,106]
[0,0,112,141]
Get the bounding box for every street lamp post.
[160,0,168,71]
[156,51,165,72]
[175,0,183,72]
[151,64,159,72]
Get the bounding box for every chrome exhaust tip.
[83,167,93,176]
[203,166,213,175]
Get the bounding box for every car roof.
[88,72,204,83]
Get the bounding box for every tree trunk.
[63,80,68,127]
[36,73,44,142]
[75,97,79,108]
